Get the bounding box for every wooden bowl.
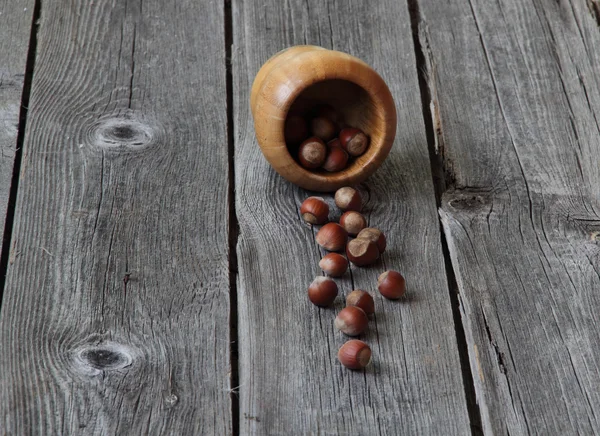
[251,45,397,192]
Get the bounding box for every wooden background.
[0,0,599,434]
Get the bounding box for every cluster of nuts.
[285,105,370,172]
[300,187,407,370]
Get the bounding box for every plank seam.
[0,0,41,306]
[406,0,484,434]
[224,0,240,434]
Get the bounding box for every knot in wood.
[88,116,160,152]
[74,342,134,374]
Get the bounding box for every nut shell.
[356,228,386,253]
[339,211,367,236]
[319,253,348,277]
[338,340,372,370]
[298,137,326,169]
[346,238,379,266]
[314,104,340,125]
[334,187,362,212]
[316,223,348,252]
[377,270,406,299]
[322,141,349,172]
[339,127,369,157]
[334,306,368,336]
[300,197,329,225]
[310,116,337,142]
[346,290,375,316]
[308,276,339,307]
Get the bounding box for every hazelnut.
[322,140,349,172]
[314,104,341,125]
[346,238,379,266]
[300,197,329,225]
[310,117,337,142]
[316,223,348,252]
[338,340,372,370]
[308,276,339,307]
[334,187,362,212]
[284,115,308,145]
[339,211,367,236]
[319,253,348,277]
[356,228,386,254]
[377,270,406,299]
[346,290,375,316]
[298,137,326,169]
[339,127,369,157]
[334,306,368,336]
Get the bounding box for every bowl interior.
[284,79,384,174]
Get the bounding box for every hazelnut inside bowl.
[251,46,397,192]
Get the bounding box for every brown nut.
[346,238,379,266]
[300,197,329,225]
[314,104,341,125]
[377,270,406,299]
[338,340,372,370]
[346,290,375,316]
[339,127,369,157]
[298,137,326,169]
[356,228,386,254]
[339,211,367,236]
[334,306,368,336]
[308,276,339,307]
[334,187,362,212]
[310,116,337,142]
[322,140,349,172]
[284,115,308,145]
[316,223,348,251]
[319,253,348,277]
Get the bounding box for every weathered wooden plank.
[0,1,231,433]
[416,0,600,433]
[0,1,35,260]
[233,0,470,433]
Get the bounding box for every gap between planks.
[406,0,483,434]
[0,0,41,307]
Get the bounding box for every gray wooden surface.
[233,0,470,433]
[417,0,600,433]
[0,0,231,433]
[0,1,34,261]
[1,0,600,434]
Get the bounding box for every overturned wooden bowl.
[251,45,397,192]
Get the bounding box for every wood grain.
[0,0,231,433]
[416,0,600,433]
[233,0,470,433]
[0,1,35,260]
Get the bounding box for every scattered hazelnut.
[314,104,340,125]
[377,270,406,299]
[346,238,379,266]
[316,223,348,252]
[310,117,337,142]
[322,140,349,172]
[319,253,348,277]
[284,115,308,145]
[308,276,339,307]
[339,211,367,236]
[300,197,329,225]
[334,187,362,212]
[356,228,386,254]
[339,127,369,157]
[338,340,372,370]
[334,306,368,336]
[298,137,327,169]
[346,290,375,316]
